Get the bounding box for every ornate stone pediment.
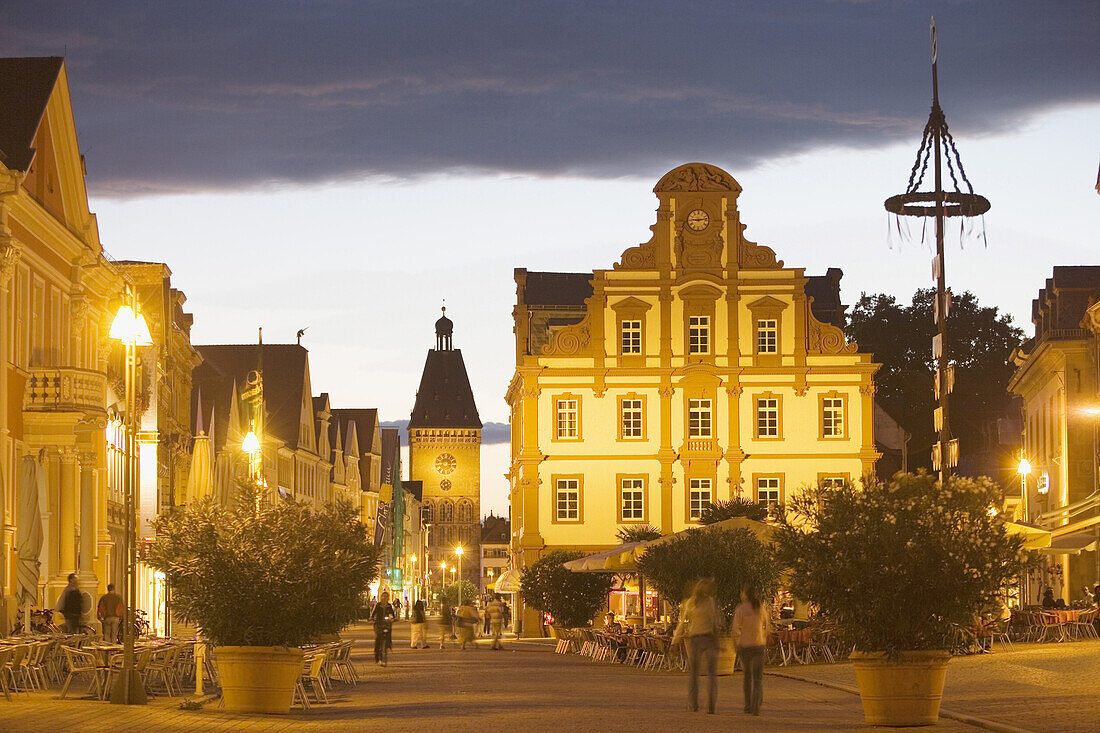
[739,230,783,269]
[675,233,724,270]
[654,163,741,193]
[541,304,597,357]
[615,231,657,270]
[806,306,858,355]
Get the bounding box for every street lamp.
[109,291,152,706]
[455,545,465,609]
[409,555,417,606]
[439,560,447,612]
[1018,458,1033,521]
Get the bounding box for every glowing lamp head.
[410,554,417,563]
[109,305,154,346]
[987,506,998,518]
[440,561,447,570]
[1017,459,1032,476]
[242,430,261,455]
[455,545,464,556]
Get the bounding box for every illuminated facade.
[409,311,482,589]
[1009,266,1100,602]
[507,163,879,631]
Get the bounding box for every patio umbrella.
[493,569,522,594]
[15,455,43,608]
[1004,520,1052,550]
[186,402,214,502]
[563,541,648,573]
[625,516,777,564]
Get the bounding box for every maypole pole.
[884,17,990,482]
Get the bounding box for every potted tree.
[775,472,1027,726]
[144,481,381,714]
[520,549,614,634]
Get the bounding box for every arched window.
[458,500,473,523]
[441,501,454,523]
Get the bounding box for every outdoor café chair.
[329,641,359,684]
[59,646,106,700]
[292,675,312,711]
[1070,607,1099,639]
[144,645,182,696]
[804,628,835,664]
[0,648,13,701]
[301,653,329,704]
[6,644,31,691]
[624,634,644,666]
[987,618,1013,650]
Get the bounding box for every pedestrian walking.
[55,573,83,634]
[410,599,429,648]
[393,596,402,620]
[483,599,492,636]
[486,594,506,649]
[731,585,769,716]
[672,578,721,714]
[97,583,124,642]
[456,600,479,650]
[439,603,454,649]
[372,591,396,665]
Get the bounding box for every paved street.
[777,639,1100,733]
[0,621,980,733]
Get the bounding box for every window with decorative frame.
[620,397,645,439]
[688,478,712,521]
[755,395,780,438]
[688,399,712,438]
[688,315,710,354]
[756,318,778,354]
[554,477,582,522]
[620,320,642,354]
[820,392,846,438]
[818,474,848,489]
[755,475,781,506]
[554,396,580,440]
[619,476,645,522]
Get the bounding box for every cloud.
[3,1,1096,195]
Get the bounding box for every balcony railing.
[684,438,718,453]
[23,367,108,414]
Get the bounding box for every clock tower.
[409,308,483,588]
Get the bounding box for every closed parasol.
[15,456,43,607]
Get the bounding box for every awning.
[1037,533,1098,555]
[1005,520,1052,550]
[563,541,647,573]
[624,516,776,564]
[494,569,522,593]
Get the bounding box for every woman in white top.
[731,585,769,716]
[672,579,720,714]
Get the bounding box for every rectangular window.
[757,477,780,506]
[621,478,644,521]
[688,315,710,354]
[555,399,579,439]
[688,399,712,438]
[822,397,845,438]
[688,478,712,521]
[621,399,644,438]
[621,320,642,354]
[819,475,846,489]
[555,478,580,521]
[756,318,778,354]
[756,398,779,437]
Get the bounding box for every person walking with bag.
[456,600,479,650]
[731,585,769,716]
[672,579,720,714]
[410,599,429,649]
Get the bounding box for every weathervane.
[884,17,990,481]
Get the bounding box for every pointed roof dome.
[435,306,453,337]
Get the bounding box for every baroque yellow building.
[506,163,879,631]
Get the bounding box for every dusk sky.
[4,2,1097,515]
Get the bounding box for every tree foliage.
[520,549,614,627]
[438,580,479,610]
[775,472,1028,653]
[637,528,781,619]
[615,525,662,543]
[699,498,767,524]
[144,480,381,647]
[845,289,1022,470]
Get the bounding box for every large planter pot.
[850,650,951,726]
[215,646,304,714]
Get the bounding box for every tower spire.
[435,304,454,351]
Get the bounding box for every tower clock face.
[435,453,457,475]
[686,209,709,231]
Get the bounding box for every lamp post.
[1018,457,1034,605]
[455,545,465,609]
[109,290,152,706]
[439,560,447,613]
[409,555,417,607]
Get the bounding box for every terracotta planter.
[214,646,304,714]
[850,650,951,726]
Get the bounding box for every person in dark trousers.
[672,579,720,714]
[731,585,769,716]
[410,599,429,649]
[439,603,454,649]
[56,573,83,634]
[372,591,396,665]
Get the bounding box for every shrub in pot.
[520,549,614,629]
[775,472,1028,726]
[144,481,381,713]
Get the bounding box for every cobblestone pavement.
[0,622,982,733]
[779,639,1100,733]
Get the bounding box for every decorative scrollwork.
[806,310,859,355]
[739,237,783,269]
[615,240,657,270]
[654,163,741,193]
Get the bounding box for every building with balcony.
[507,162,879,632]
[1,57,143,628]
[1009,266,1100,603]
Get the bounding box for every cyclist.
[372,591,396,666]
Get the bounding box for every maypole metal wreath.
[884,18,990,481]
